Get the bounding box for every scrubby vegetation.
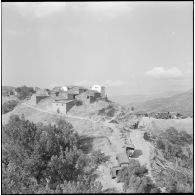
[15,86,35,100]
[144,127,193,192]
[98,104,116,117]
[2,100,18,114]
[75,99,83,106]
[117,159,160,193]
[2,115,109,194]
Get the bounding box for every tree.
[117,159,160,193]
[2,115,108,194]
[15,86,35,100]
[2,100,18,114]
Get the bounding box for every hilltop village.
[29,84,106,114]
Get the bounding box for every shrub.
[149,127,193,193]
[98,108,106,115]
[143,132,151,141]
[76,100,83,106]
[118,159,160,193]
[2,100,18,114]
[15,86,35,100]
[2,115,108,194]
[107,108,115,117]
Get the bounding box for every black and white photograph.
[2,1,193,193]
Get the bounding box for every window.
[87,96,89,99]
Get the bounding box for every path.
[130,130,154,180]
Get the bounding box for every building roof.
[67,89,79,95]
[125,143,135,150]
[87,90,101,96]
[36,89,49,96]
[53,99,74,104]
[116,153,129,165]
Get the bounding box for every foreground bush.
[2,115,107,194]
[118,159,161,193]
[2,100,18,114]
[146,127,193,193]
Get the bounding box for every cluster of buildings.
[30,84,106,114]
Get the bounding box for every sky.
[2,2,193,96]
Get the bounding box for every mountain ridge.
[127,89,193,116]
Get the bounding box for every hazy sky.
[2,2,193,96]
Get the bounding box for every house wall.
[91,85,105,97]
[76,92,91,104]
[67,94,76,100]
[36,96,48,104]
[66,100,75,112]
[91,85,101,93]
[101,86,106,97]
[120,163,129,167]
[78,88,87,94]
[52,100,75,114]
[61,86,68,91]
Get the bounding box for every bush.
[2,115,108,194]
[98,108,106,115]
[75,100,83,106]
[15,86,35,100]
[117,160,160,193]
[107,108,115,117]
[143,132,152,141]
[149,127,193,192]
[2,100,18,114]
[98,105,116,117]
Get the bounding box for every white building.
[61,86,68,91]
[91,85,106,97]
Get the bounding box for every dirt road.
[129,130,154,180]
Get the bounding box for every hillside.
[2,86,16,96]
[110,90,184,105]
[127,89,193,117]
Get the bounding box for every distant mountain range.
[110,90,184,105]
[127,89,193,116]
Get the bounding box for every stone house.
[68,86,88,94]
[116,153,129,167]
[76,90,101,104]
[52,99,75,114]
[90,85,106,97]
[30,94,49,105]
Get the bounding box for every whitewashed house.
[90,85,105,97]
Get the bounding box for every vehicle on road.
[125,143,135,157]
[110,166,122,179]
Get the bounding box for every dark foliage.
[98,104,116,117]
[15,86,35,100]
[147,127,193,193]
[75,100,83,106]
[2,100,18,114]
[2,115,107,194]
[117,159,160,193]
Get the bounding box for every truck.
[125,143,135,158]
